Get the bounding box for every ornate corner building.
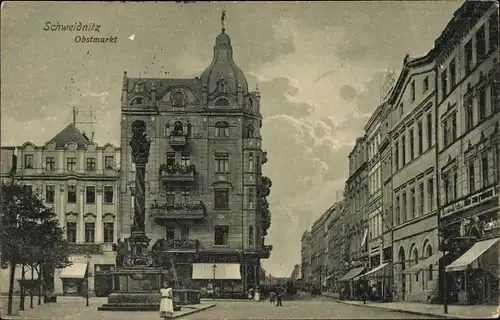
[118,26,272,292]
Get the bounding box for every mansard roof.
[48,123,90,148]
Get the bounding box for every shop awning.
[353,262,390,280]
[191,263,241,280]
[338,267,364,282]
[446,237,500,273]
[59,263,88,279]
[403,252,443,274]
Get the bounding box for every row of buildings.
[0,23,272,297]
[301,0,499,306]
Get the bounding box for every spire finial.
[221,8,227,33]
[256,82,259,91]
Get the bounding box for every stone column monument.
[128,121,152,260]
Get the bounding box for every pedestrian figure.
[276,288,283,306]
[248,288,254,300]
[159,281,174,319]
[269,290,276,304]
[253,288,260,302]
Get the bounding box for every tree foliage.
[0,180,70,283]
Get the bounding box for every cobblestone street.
[1,296,438,320]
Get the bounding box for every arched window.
[215,98,230,107]
[248,98,254,109]
[426,245,433,281]
[172,121,184,136]
[215,121,229,137]
[412,247,419,282]
[164,123,170,137]
[132,97,144,105]
[248,152,254,171]
[187,123,192,137]
[398,247,406,286]
[246,124,254,138]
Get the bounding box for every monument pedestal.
[97,268,201,311]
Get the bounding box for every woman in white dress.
[253,288,260,302]
[159,281,174,319]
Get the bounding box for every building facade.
[365,104,385,269]
[0,123,120,297]
[309,211,328,287]
[301,230,312,285]
[344,137,369,267]
[118,26,271,294]
[388,51,440,302]
[326,202,345,288]
[435,1,499,305]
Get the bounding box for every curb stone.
[325,295,465,319]
[169,303,216,319]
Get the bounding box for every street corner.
[169,303,217,319]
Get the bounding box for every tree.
[0,181,70,314]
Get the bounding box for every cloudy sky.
[1,1,463,276]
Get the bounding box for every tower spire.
[221,8,227,33]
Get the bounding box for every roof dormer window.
[215,98,230,107]
[132,97,144,105]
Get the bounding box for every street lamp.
[85,252,91,307]
[212,264,217,300]
[363,260,368,305]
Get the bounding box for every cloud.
[246,75,314,119]
[340,84,357,101]
[355,71,392,114]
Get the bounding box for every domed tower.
[200,23,248,99]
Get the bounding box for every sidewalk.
[0,295,41,318]
[323,292,499,319]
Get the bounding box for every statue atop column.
[129,120,151,233]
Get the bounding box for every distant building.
[364,103,385,268]
[310,209,329,286]
[0,123,120,297]
[301,230,312,284]
[342,137,369,271]
[290,264,302,281]
[326,202,345,287]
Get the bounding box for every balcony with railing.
[158,239,200,253]
[159,164,196,183]
[150,201,207,223]
[169,131,188,150]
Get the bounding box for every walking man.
[276,287,283,306]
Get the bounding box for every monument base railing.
[97,268,200,312]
